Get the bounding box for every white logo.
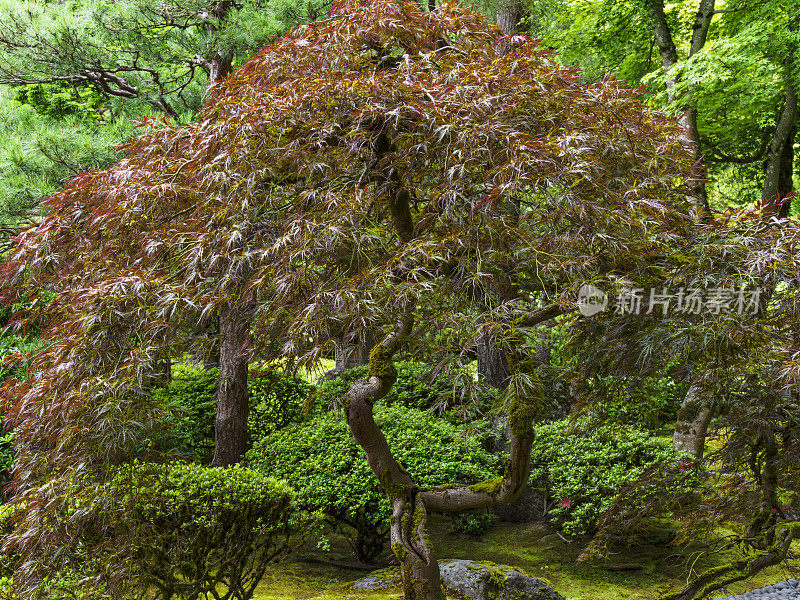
[577,284,608,316]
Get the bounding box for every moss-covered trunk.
[345,336,447,600]
[391,495,444,600]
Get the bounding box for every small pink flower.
[561,498,571,509]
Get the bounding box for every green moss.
[692,558,751,600]
[508,395,537,439]
[391,541,407,560]
[247,515,794,600]
[368,345,397,385]
[469,477,504,496]
[378,469,411,502]
[367,566,400,581]
[675,398,701,423]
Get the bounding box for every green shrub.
[14,82,105,121]
[449,510,497,536]
[0,331,43,495]
[246,405,501,562]
[152,364,219,459]
[529,418,676,535]
[315,360,496,414]
[47,462,294,600]
[152,364,316,460]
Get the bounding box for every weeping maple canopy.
[0,0,698,596]
[7,0,694,359]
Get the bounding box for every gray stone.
[353,560,564,599]
[439,558,565,600]
[351,570,400,591]
[712,581,800,600]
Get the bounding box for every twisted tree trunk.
[345,305,561,598]
[345,313,444,599]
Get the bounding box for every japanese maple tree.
[1,0,700,597]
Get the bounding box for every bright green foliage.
[448,509,497,536]
[247,367,317,441]
[529,418,676,535]
[53,462,294,600]
[247,405,500,562]
[151,364,219,458]
[0,0,328,115]
[528,0,800,210]
[0,0,326,232]
[14,82,105,121]
[0,86,135,234]
[0,305,43,494]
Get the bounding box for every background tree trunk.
[650,0,715,216]
[762,51,797,217]
[777,125,796,219]
[477,335,511,390]
[496,0,522,35]
[206,1,235,85]
[673,384,712,458]
[211,301,252,467]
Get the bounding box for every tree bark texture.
[207,1,235,84]
[211,301,252,467]
[672,384,713,458]
[496,0,522,35]
[649,0,715,216]
[762,50,797,217]
[477,335,511,391]
[345,309,556,598]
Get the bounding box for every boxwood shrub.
[49,462,295,600]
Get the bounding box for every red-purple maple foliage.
[0,0,710,596]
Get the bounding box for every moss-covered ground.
[252,515,798,600]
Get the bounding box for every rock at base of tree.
[439,559,565,600]
[351,567,400,590]
[352,560,565,599]
[492,481,546,523]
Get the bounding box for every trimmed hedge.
[46,462,295,600]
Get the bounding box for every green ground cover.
[251,516,799,600]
